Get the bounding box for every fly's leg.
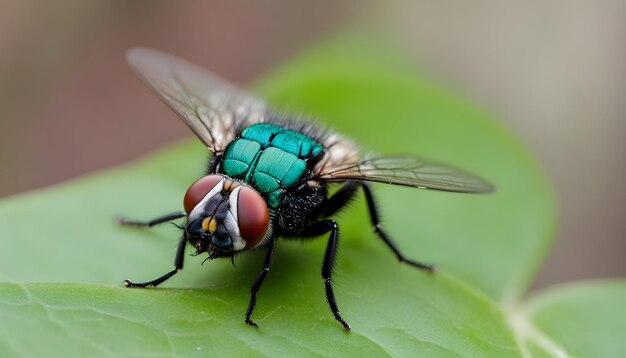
[117,211,186,228]
[245,238,276,328]
[119,211,186,286]
[361,182,436,272]
[322,181,360,217]
[301,220,351,331]
[323,181,435,272]
[124,234,187,288]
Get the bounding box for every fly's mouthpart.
[191,238,209,257]
[208,245,219,259]
[190,235,233,264]
[207,244,229,259]
[201,245,220,265]
[195,245,215,266]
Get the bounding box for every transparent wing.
[126,48,267,153]
[316,156,494,193]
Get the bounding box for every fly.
[118,48,494,331]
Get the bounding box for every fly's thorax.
[220,123,324,209]
[183,175,270,256]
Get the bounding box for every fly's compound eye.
[237,186,270,248]
[183,175,224,214]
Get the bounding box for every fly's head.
[183,175,270,259]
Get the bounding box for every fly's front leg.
[117,211,186,228]
[362,182,436,272]
[301,220,350,331]
[245,238,276,328]
[124,234,187,288]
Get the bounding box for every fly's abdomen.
[221,123,324,208]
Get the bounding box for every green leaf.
[0,277,520,356]
[0,37,569,356]
[520,280,626,357]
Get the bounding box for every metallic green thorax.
[221,123,324,208]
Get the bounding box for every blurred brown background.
[0,1,624,290]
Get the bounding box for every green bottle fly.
[121,47,494,331]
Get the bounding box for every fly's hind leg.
[361,182,436,272]
[323,181,435,272]
[117,211,186,228]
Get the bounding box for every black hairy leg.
[322,181,435,272]
[300,219,350,331]
[245,238,276,328]
[361,182,436,272]
[321,181,360,217]
[124,234,187,288]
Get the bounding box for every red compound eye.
[237,186,269,248]
[183,175,223,214]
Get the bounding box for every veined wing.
[316,156,494,193]
[126,48,267,153]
